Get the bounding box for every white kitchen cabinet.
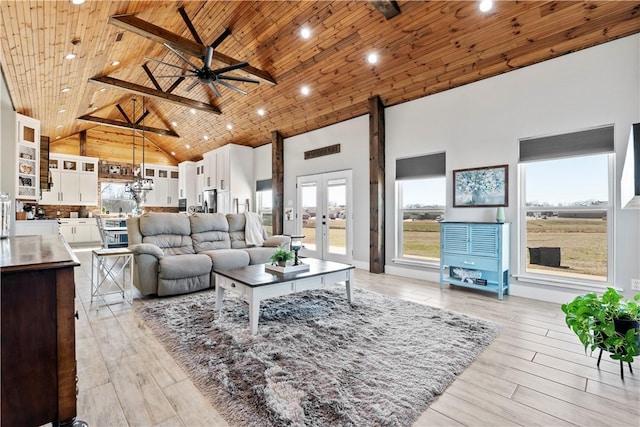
[196,160,204,207]
[142,164,179,207]
[178,161,197,207]
[16,114,40,201]
[203,151,216,190]
[216,145,230,191]
[58,218,100,244]
[14,219,59,236]
[40,154,98,206]
[200,144,253,213]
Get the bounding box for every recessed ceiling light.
[190,108,196,115]
[58,108,66,113]
[171,121,177,127]
[479,0,493,12]
[56,136,61,139]
[226,123,233,130]
[257,108,265,116]
[64,53,76,60]
[203,135,209,140]
[61,87,70,93]
[171,151,175,156]
[99,87,106,92]
[367,52,378,64]
[300,27,311,39]
[300,85,310,96]
[111,60,120,66]
[56,124,63,128]
[185,144,191,149]
[70,0,85,4]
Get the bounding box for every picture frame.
[453,164,508,207]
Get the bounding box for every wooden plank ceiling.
[1,1,639,164]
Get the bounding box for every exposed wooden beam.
[166,76,185,94]
[368,1,401,20]
[272,130,284,236]
[369,95,385,274]
[108,14,277,85]
[76,114,180,138]
[88,75,221,114]
[115,104,131,123]
[142,63,163,91]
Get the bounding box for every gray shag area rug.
[136,287,501,427]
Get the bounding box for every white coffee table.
[213,258,355,335]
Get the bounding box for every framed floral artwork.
[453,164,508,207]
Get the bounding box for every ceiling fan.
[148,8,259,97]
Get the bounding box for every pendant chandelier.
[125,97,153,209]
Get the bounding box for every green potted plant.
[561,287,640,364]
[269,247,294,267]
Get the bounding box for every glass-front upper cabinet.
[16,113,40,201]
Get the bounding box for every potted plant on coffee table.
[269,247,294,267]
[561,287,640,379]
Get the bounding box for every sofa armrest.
[263,235,291,248]
[128,243,164,259]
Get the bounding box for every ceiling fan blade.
[217,80,247,95]
[155,74,197,78]
[164,43,201,71]
[178,6,203,45]
[185,80,200,92]
[214,62,249,74]
[218,75,260,84]
[204,46,214,69]
[208,82,221,97]
[209,28,232,50]
[144,57,190,71]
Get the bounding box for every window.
[101,182,136,215]
[519,125,614,284]
[396,152,446,263]
[256,179,272,237]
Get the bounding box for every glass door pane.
[300,181,318,253]
[326,178,347,256]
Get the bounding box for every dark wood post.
[272,130,284,236]
[369,95,385,273]
[79,130,87,156]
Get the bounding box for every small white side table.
[91,247,133,309]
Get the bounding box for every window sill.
[392,257,440,270]
[513,273,618,293]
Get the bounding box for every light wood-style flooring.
[73,248,639,426]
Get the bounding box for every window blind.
[519,125,614,163]
[395,152,446,180]
[255,179,272,192]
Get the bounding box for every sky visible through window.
[525,154,608,206]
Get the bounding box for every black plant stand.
[597,348,634,380]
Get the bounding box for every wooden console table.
[1,234,85,426]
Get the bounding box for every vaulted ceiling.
[1,1,639,164]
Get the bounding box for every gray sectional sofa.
[126,212,290,296]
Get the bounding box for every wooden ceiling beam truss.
[108,14,277,86]
[88,75,221,114]
[76,114,180,138]
[142,63,163,91]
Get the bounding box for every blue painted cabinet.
[439,222,510,300]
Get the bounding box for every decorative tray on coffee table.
[264,263,310,274]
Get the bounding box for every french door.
[296,170,352,264]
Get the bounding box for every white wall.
[283,116,370,268]
[253,34,640,302]
[385,34,640,301]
